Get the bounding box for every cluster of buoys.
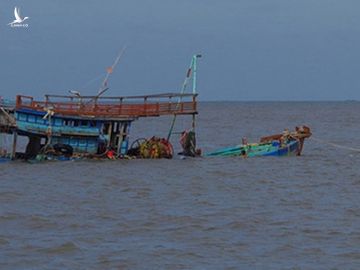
[138,137,173,159]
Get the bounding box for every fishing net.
[137,137,173,159]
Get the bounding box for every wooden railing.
[15,93,198,118]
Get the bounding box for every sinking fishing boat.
[207,126,312,157]
[0,54,201,161]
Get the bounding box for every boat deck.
[16,93,198,119]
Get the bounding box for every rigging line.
[312,137,360,152]
[77,46,127,93]
[80,73,105,90]
[98,45,127,97]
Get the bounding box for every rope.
[0,133,4,155]
[0,107,16,126]
[42,108,55,151]
[80,73,104,89]
[312,137,360,152]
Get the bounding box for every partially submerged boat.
[207,126,312,157]
[0,54,202,161]
[13,93,197,159]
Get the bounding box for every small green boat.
[207,126,312,158]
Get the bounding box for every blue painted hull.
[0,157,10,163]
[14,109,132,155]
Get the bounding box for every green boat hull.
[206,140,301,157]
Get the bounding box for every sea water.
[0,102,359,269]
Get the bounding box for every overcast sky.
[1,0,360,100]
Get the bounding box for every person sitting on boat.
[242,137,248,145]
[106,148,116,160]
[280,129,290,146]
[0,148,6,157]
[282,129,290,136]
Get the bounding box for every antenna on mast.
[97,45,127,98]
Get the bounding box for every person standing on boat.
[98,132,107,154]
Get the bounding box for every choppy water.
[1,102,360,269]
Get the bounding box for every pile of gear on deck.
[22,130,201,162]
[127,130,201,159]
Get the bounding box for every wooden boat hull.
[207,126,311,158]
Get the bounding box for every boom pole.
[97,45,127,98]
[166,54,201,141]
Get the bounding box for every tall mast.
[192,54,202,94]
[166,54,201,141]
